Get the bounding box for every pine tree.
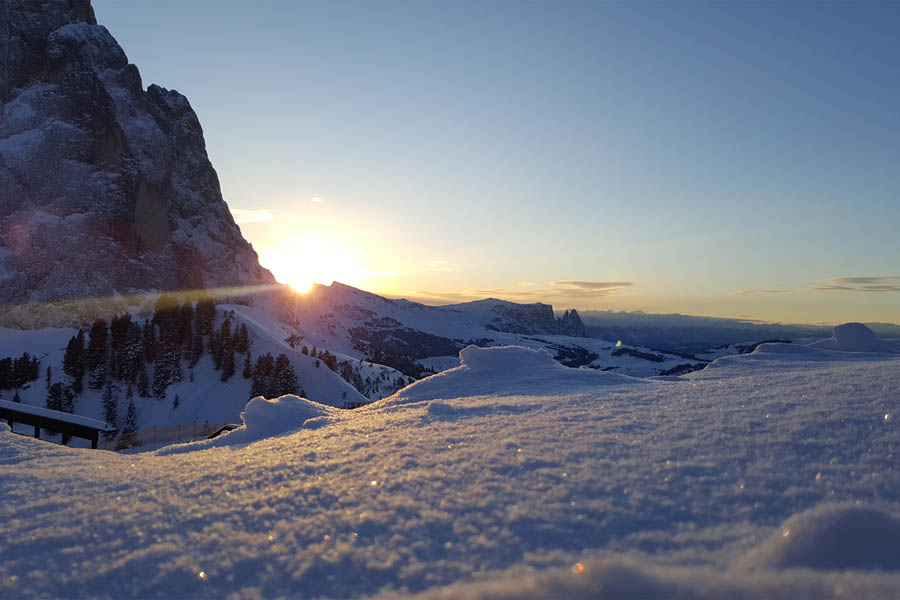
[210,330,221,370]
[189,328,204,367]
[63,330,85,393]
[86,319,108,372]
[118,322,143,384]
[196,296,216,335]
[173,394,180,410]
[137,367,150,397]
[170,350,184,383]
[214,319,231,372]
[12,389,21,403]
[221,335,235,382]
[141,319,157,364]
[46,365,51,388]
[272,354,299,396]
[60,384,75,413]
[152,359,169,401]
[235,323,250,354]
[88,363,105,390]
[242,350,252,379]
[122,399,137,434]
[46,382,62,411]
[250,370,266,399]
[102,385,118,429]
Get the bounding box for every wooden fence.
[100,421,229,451]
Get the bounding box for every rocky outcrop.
[0,0,276,325]
[488,304,586,337]
[559,309,586,337]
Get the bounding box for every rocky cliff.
[0,0,276,326]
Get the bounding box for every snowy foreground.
[2,344,900,599]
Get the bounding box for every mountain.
[282,282,712,379]
[579,310,837,353]
[0,0,276,327]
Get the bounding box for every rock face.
[489,303,585,337]
[0,0,275,324]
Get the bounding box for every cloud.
[552,281,633,290]
[812,276,900,292]
[547,281,634,298]
[425,260,451,273]
[310,196,324,203]
[397,280,634,306]
[730,288,789,296]
[230,208,276,224]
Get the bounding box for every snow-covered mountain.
[282,281,741,379]
[0,0,277,327]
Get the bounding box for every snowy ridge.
[287,282,714,378]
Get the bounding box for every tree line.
[45,295,300,432]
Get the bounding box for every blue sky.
[92,0,900,323]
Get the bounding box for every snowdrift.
[737,504,900,571]
[381,345,643,405]
[156,394,337,453]
[704,323,898,372]
[807,322,888,352]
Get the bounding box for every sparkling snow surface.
[1,345,899,599]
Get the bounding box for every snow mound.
[157,395,336,453]
[808,322,884,352]
[0,422,10,433]
[737,504,900,571]
[382,345,642,405]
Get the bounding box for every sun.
[257,234,366,293]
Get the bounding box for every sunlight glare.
[258,234,367,293]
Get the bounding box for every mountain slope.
[285,282,711,378]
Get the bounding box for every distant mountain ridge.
[0,0,275,326]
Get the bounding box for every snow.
[808,322,888,352]
[0,307,368,448]
[384,345,643,405]
[1,345,899,598]
[158,394,337,453]
[418,355,460,373]
[288,283,721,378]
[0,399,113,431]
[736,504,900,571]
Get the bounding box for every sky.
[91,0,900,324]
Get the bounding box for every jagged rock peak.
[0,0,278,327]
[560,308,586,337]
[68,0,97,24]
